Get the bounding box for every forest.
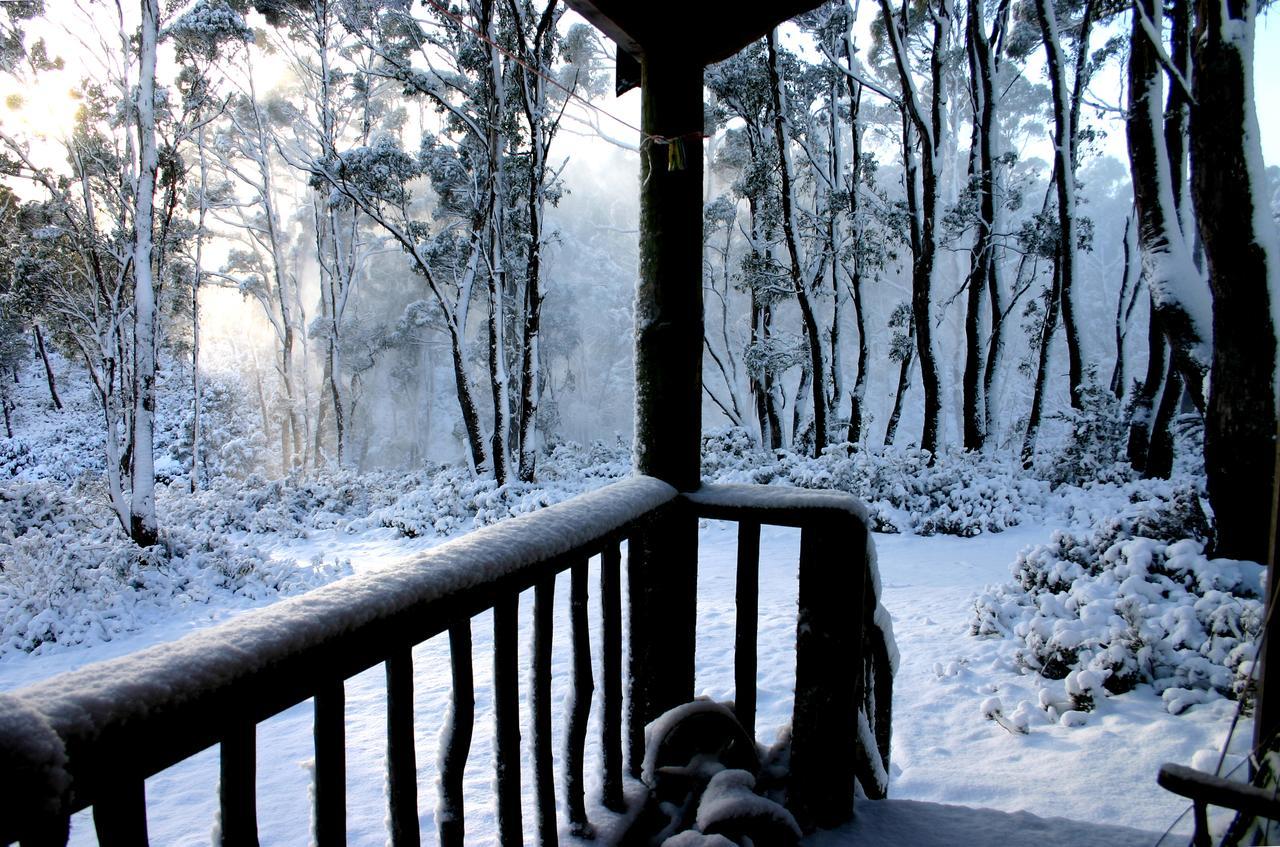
[0,0,1278,838]
[0,0,1275,558]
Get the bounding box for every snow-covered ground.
[0,514,1244,844]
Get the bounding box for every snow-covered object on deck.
[641,699,759,790]
[661,831,738,846]
[695,768,801,845]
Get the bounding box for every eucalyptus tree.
[706,43,788,449]
[1009,0,1103,461]
[1124,0,1213,478]
[1190,0,1279,562]
[0,0,219,544]
[321,0,568,483]
[960,0,1010,450]
[504,0,568,482]
[765,30,838,456]
[875,0,952,456]
[169,0,252,489]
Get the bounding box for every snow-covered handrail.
[0,475,677,846]
[682,483,897,830]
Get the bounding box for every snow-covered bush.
[700,428,1048,536]
[364,442,630,538]
[1033,376,1131,488]
[972,485,1261,714]
[0,478,344,656]
[161,467,418,537]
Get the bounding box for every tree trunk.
[962,0,999,450]
[1191,0,1278,563]
[1034,0,1090,408]
[129,0,160,548]
[767,31,827,458]
[1110,213,1140,399]
[878,0,948,455]
[33,325,61,411]
[1145,356,1182,479]
[846,262,869,446]
[885,317,915,448]
[1128,0,1212,406]
[1022,260,1063,466]
[1128,300,1167,471]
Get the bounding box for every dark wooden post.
[789,517,865,830]
[634,56,703,493]
[1253,426,1280,757]
[626,55,703,773]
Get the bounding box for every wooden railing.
[0,477,894,846]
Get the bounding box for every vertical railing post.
[439,622,474,847]
[531,577,558,847]
[735,520,761,738]
[220,721,259,846]
[566,559,595,836]
[386,647,420,847]
[92,778,148,847]
[789,515,866,830]
[600,541,626,811]
[313,680,346,846]
[493,594,523,847]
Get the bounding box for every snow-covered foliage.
[0,478,344,656]
[0,352,266,486]
[701,428,1048,536]
[972,481,1262,715]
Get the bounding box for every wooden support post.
[634,56,704,493]
[626,54,704,779]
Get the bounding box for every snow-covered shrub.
[1033,374,1131,488]
[0,478,344,656]
[972,487,1261,713]
[364,445,630,539]
[700,428,1048,536]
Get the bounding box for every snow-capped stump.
[694,769,802,846]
